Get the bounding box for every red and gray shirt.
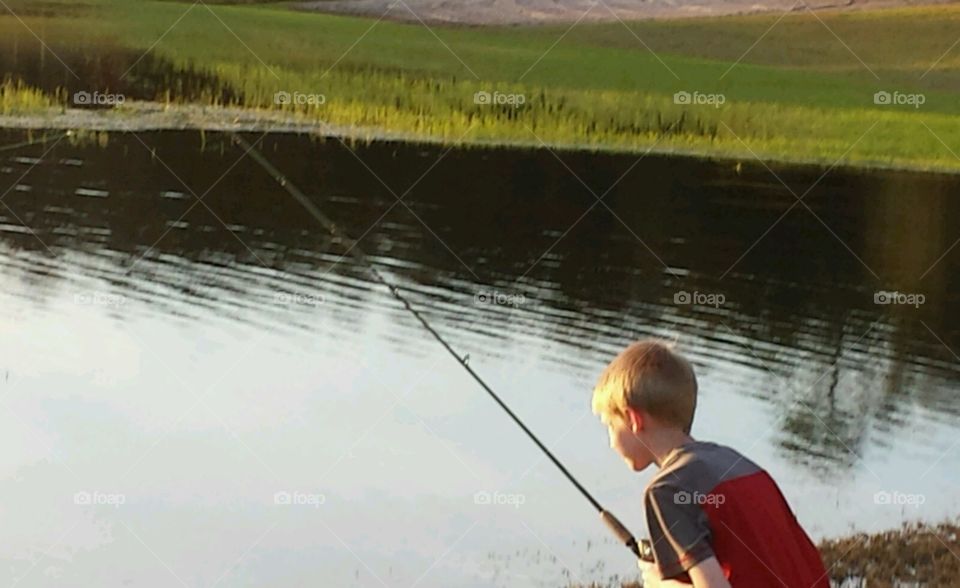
[644,441,829,587]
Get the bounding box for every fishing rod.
[228,131,653,564]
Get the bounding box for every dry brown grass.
[820,521,960,588]
[572,522,960,588]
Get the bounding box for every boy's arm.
[687,556,732,588]
[641,556,731,588]
[644,483,715,579]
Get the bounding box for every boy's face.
[601,409,654,472]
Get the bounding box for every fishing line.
[0,130,72,153]
[228,131,651,563]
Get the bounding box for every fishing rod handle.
[600,510,654,562]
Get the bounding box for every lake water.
[1,129,958,587]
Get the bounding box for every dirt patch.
[294,0,955,26]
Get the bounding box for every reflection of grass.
[573,521,960,587]
[2,0,960,170]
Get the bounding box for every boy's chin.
[627,457,652,471]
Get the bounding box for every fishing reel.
[638,538,655,563]
[600,510,655,563]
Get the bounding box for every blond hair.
[592,339,698,433]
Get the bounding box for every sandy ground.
[0,102,504,144]
[294,0,952,25]
[0,104,340,135]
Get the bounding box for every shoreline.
[4,2,960,181]
[3,103,959,178]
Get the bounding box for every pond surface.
[1,129,959,587]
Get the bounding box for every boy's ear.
[625,407,643,434]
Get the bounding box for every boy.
[592,339,830,588]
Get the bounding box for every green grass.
[2,0,960,171]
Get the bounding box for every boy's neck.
[650,430,695,468]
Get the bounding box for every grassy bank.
[1,0,960,171]
[574,521,960,587]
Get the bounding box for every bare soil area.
[295,0,954,25]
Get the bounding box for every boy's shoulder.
[645,440,764,497]
[643,441,829,586]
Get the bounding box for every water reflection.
[3,128,959,464]
[1,128,958,586]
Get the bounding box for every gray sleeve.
[644,483,715,579]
